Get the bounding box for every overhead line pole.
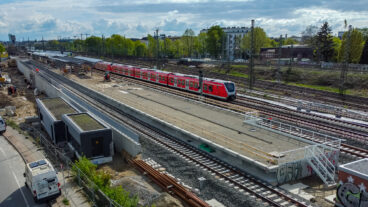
[339,25,352,98]
[249,19,255,90]
[276,34,283,83]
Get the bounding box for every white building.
[201,26,249,60]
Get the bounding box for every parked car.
[24,159,61,202]
[0,116,6,134]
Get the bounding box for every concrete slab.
[280,183,314,201]
[324,194,336,204]
[206,199,226,207]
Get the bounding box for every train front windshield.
[224,83,235,92]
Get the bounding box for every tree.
[133,41,147,57]
[332,37,342,62]
[195,32,207,58]
[360,38,368,64]
[315,22,334,62]
[85,36,102,55]
[181,28,195,57]
[205,25,224,59]
[283,38,298,45]
[241,27,269,55]
[0,43,6,54]
[339,28,365,63]
[301,25,318,45]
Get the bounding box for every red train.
[94,61,236,100]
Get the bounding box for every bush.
[72,157,139,207]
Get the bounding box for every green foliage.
[360,38,368,64]
[315,22,335,61]
[241,27,269,55]
[0,43,6,53]
[332,37,342,62]
[181,28,195,57]
[72,157,139,207]
[62,198,70,205]
[85,36,102,55]
[206,25,225,58]
[283,38,298,45]
[339,28,365,63]
[5,119,20,131]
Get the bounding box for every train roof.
[169,72,234,83]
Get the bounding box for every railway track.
[162,64,368,111]
[92,67,368,147]
[27,60,313,207]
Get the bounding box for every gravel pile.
[140,137,264,207]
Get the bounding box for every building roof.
[41,97,77,120]
[340,158,368,176]
[69,113,105,131]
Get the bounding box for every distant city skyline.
[0,0,367,41]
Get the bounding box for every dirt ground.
[99,153,185,207]
[0,64,43,123]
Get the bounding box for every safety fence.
[32,129,124,207]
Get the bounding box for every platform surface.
[55,69,311,165]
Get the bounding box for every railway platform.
[53,66,340,185]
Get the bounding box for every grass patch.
[231,64,248,69]
[62,198,70,206]
[5,119,21,131]
[229,71,249,78]
[286,82,342,93]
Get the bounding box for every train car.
[167,73,236,100]
[93,61,236,100]
[95,61,111,71]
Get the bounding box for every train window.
[204,84,208,91]
[174,79,177,84]
[170,78,174,83]
[190,82,193,87]
[209,85,213,92]
[194,83,198,88]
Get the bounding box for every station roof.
[68,113,105,131]
[50,56,85,65]
[74,56,102,63]
[41,97,77,120]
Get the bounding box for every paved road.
[0,135,46,207]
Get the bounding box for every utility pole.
[155,28,160,69]
[276,34,283,82]
[42,36,45,51]
[249,19,255,90]
[339,25,352,98]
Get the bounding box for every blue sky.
[0,0,367,41]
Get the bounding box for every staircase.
[305,145,336,186]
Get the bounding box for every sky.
[0,0,367,41]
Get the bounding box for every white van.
[0,116,6,134]
[24,159,61,202]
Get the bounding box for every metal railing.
[243,113,341,166]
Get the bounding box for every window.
[190,82,193,87]
[209,85,213,92]
[194,83,198,88]
[204,84,208,91]
[170,78,174,83]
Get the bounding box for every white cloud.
[0,0,367,40]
